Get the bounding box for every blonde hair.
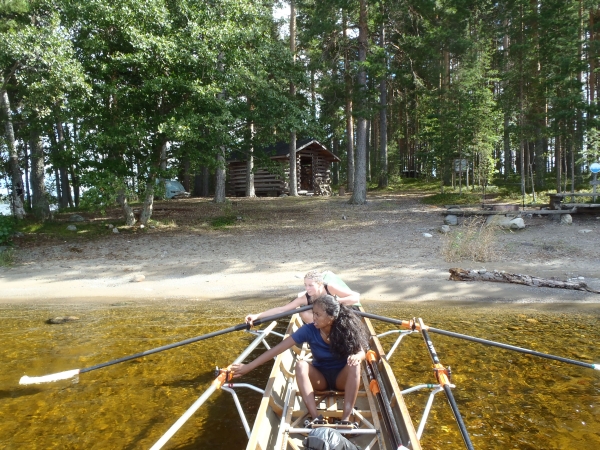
[304,270,324,285]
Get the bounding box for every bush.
[442,217,501,262]
[211,215,236,228]
[422,192,482,205]
[0,248,15,267]
[0,214,16,245]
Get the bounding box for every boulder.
[47,316,80,324]
[440,225,451,234]
[69,214,85,222]
[578,229,593,234]
[112,227,119,234]
[560,214,572,225]
[422,232,433,238]
[66,225,77,231]
[508,217,525,229]
[132,274,145,282]
[444,215,458,226]
[486,215,525,229]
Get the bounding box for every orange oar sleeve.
[212,365,234,388]
[433,363,450,386]
[369,379,380,395]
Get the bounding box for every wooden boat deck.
[246,309,421,450]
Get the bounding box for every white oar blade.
[19,369,80,385]
[595,364,600,370]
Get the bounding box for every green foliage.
[0,214,16,245]
[421,192,483,206]
[79,173,134,214]
[210,215,237,229]
[0,248,15,267]
[442,218,501,263]
[17,219,112,239]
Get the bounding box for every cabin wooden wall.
[311,153,333,196]
[227,147,333,197]
[228,161,288,196]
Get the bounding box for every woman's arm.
[245,295,308,325]
[347,349,366,366]
[327,283,360,306]
[231,336,297,377]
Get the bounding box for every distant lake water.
[0,204,10,215]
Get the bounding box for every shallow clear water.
[0,300,598,449]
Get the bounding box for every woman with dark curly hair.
[231,295,369,425]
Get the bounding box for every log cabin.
[227,139,340,197]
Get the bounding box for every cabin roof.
[229,139,340,163]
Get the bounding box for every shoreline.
[3,194,599,310]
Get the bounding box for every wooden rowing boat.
[246,307,421,450]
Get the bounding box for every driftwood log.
[449,268,600,294]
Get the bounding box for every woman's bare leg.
[296,360,327,419]
[335,364,361,421]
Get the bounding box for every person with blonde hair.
[244,270,360,325]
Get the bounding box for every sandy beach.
[2,193,599,308]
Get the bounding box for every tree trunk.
[55,120,73,208]
[139,180,155,225]
[343,11,354,192]
[23,141,30,209]
[288,0,298,196]
[193,174,201,196]
[378,55,388,188]
[182,156,191,192]
[449,268,600,294]
[332,136,339,185]
[70,165,80,208]
[289,131,297,195]
[214,148,227,203]
[202,166,209,196]
[246,120,255,197]
[503,113,511,178]
[1,86,26,219]
[29,129,50,220]
[160,141,167,172]
[117,189,136,226]
[503,26,511,179]
[214,51,227,204]
[349,0,368,205]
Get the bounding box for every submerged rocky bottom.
[0,299,598,449]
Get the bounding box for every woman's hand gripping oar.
[19,305,313,385]
[356,311,600,371]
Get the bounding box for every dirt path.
[2,193,599,306]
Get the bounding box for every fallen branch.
[449,268,600,294]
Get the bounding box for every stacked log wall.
[228,161,288,196]
[312,154,333,196]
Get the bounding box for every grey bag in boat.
[303,427,361,450]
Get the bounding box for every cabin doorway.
[300,156,313,191]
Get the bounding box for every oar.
[19,305,313,385]
[356,311,600,371]
[364,350,405,449]
[150,321,278,450]
[418,318,474,450]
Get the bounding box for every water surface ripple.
[0,300,598,449]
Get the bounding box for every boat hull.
[246,308,421,450]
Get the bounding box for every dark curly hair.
[313,295,369,359]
